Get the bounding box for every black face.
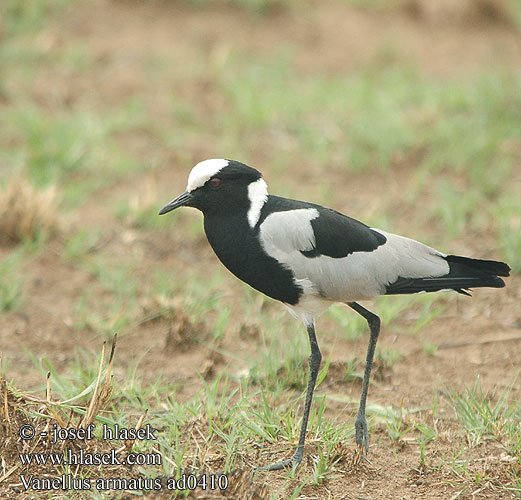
[159,161,263,217]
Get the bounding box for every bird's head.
[159,159,268,224]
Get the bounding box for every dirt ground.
[1,0,521,499]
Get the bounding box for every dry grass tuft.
[0,177,60,244]
[0,337,119,498]
[226,469,270,500]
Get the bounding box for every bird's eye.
[208,177,222,188]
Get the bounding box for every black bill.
[158,191,193,215]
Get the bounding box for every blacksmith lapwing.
[159,159,511,471]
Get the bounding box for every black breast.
[203,214,302,305]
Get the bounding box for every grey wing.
[258,210,450,301]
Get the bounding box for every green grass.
[509,0,521,30]
[68,254,143,337]
[247,317,314,393]
[448,379,521,453]
[382,408,413,442]
[165,0,298,15]
[74,293,135,338]
[63,228,102,262]
[2,0,520,252]
[495,195,521,273]
[0,251,25,312]
[10,336,521,497]
[115,198,173,230]
[326,294,448,343]
[213,57,521,177]
[1,107,146,207]
[431,181,482,238]
[151,267,229,324]
[342,0,405,7]
[0,0,72,36]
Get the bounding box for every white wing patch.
[260,209,319,255]
[187,159,229,192]
[247,178,268,228]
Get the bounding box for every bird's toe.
[355,414,369,453]
[255,448,303,472]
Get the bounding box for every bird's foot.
[255,448,303,472]
[355,412,369,454]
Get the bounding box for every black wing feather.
[258,196,386,259]
[302,208,386,258]
[386,255,510,296]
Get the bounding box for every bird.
[159,158,511,471]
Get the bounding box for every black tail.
[385,255,510,296]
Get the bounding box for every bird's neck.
[202,211,258,288]
[202,208,301,305]
[203,211,254,257]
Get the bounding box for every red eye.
[209,177,222,188]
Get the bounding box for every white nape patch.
[259,208,319,254]
[247,178,268,228]
[186,159,229,192]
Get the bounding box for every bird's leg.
[256,321,322,471]
[347,302,381,453]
